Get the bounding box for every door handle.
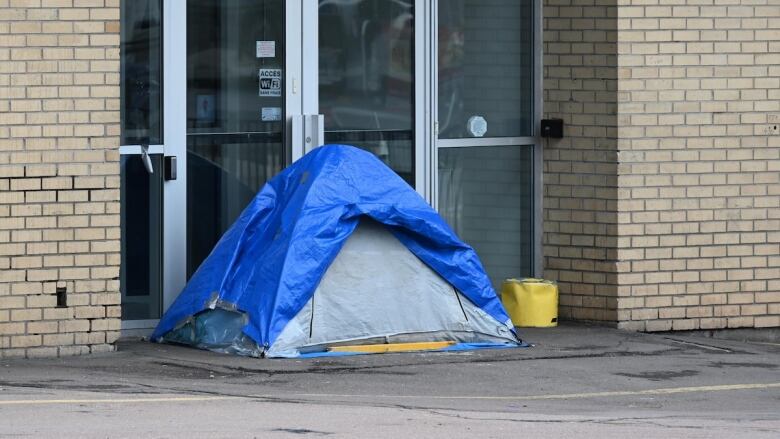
[304,114,325,153]
[140,145,154,174]
[293,114,326,155]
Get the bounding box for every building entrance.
[119,0,540,331]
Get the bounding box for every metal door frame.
[120,0,186,331]
[121,0,320,331]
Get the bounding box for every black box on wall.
[541,119,564,138]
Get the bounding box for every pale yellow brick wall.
[616,0,780,331]
[543,0,620,323]
[0,0,121,358]
[545,0,779,331]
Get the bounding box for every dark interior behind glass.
[319,0,415,185]
[120,0,163,145]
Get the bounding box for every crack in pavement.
[78,346,690,380]
[3,377,780,437]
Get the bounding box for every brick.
[27,321,59,334]
[11,335,42,348]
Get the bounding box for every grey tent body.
[267,219,517,357]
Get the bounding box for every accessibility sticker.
[259,68,282,97]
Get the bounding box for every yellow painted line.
[751,341,780,347]
[328,341,456,354]
[275,382,780,402]
[0,396,234,407]
[5,382,779,407]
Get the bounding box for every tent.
[151,145,521,357]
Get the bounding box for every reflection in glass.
[439,146,534,287]
[120,154,163,320]
[120,0,163,145]
[319,0,415,185]
[438,0,534,138]
[187,138,284,278]
[186,0,285,276]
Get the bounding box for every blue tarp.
[152,145,515,352]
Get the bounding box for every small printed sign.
[258,68,282,97]
[261,107,282,122]
[256,40,276,58]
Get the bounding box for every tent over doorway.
[152,145,520,357]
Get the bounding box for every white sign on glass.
[258,69,282,97]
[256,41,276,58]
[261,107,282,122]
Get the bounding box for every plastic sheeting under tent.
[152,145,521,358]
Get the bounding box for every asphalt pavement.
[0,323,778,438]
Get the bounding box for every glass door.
[298,0,426,193]
[433,0,542,286]
[185,0,286,276]
[121,0,189,330]
[295,0,541,282]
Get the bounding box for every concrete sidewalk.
[1,323,779,438]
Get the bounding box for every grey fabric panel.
[268,219,515,357]
[269,298,313,354]
[458,291,516,341]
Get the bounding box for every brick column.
[616,0,780,331]
[545,0,779,331]
[543,0,620,323]
[0,0,121,358]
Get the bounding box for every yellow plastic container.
[500,278,558,327]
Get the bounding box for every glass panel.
[438,146,534,287]
[438,0,534,139]
[319,0,415,185]
[120,0,163,145]
[187,136,284,278]
[187,0,285,135]
[187,0,285,277]
[120,154,163,320]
